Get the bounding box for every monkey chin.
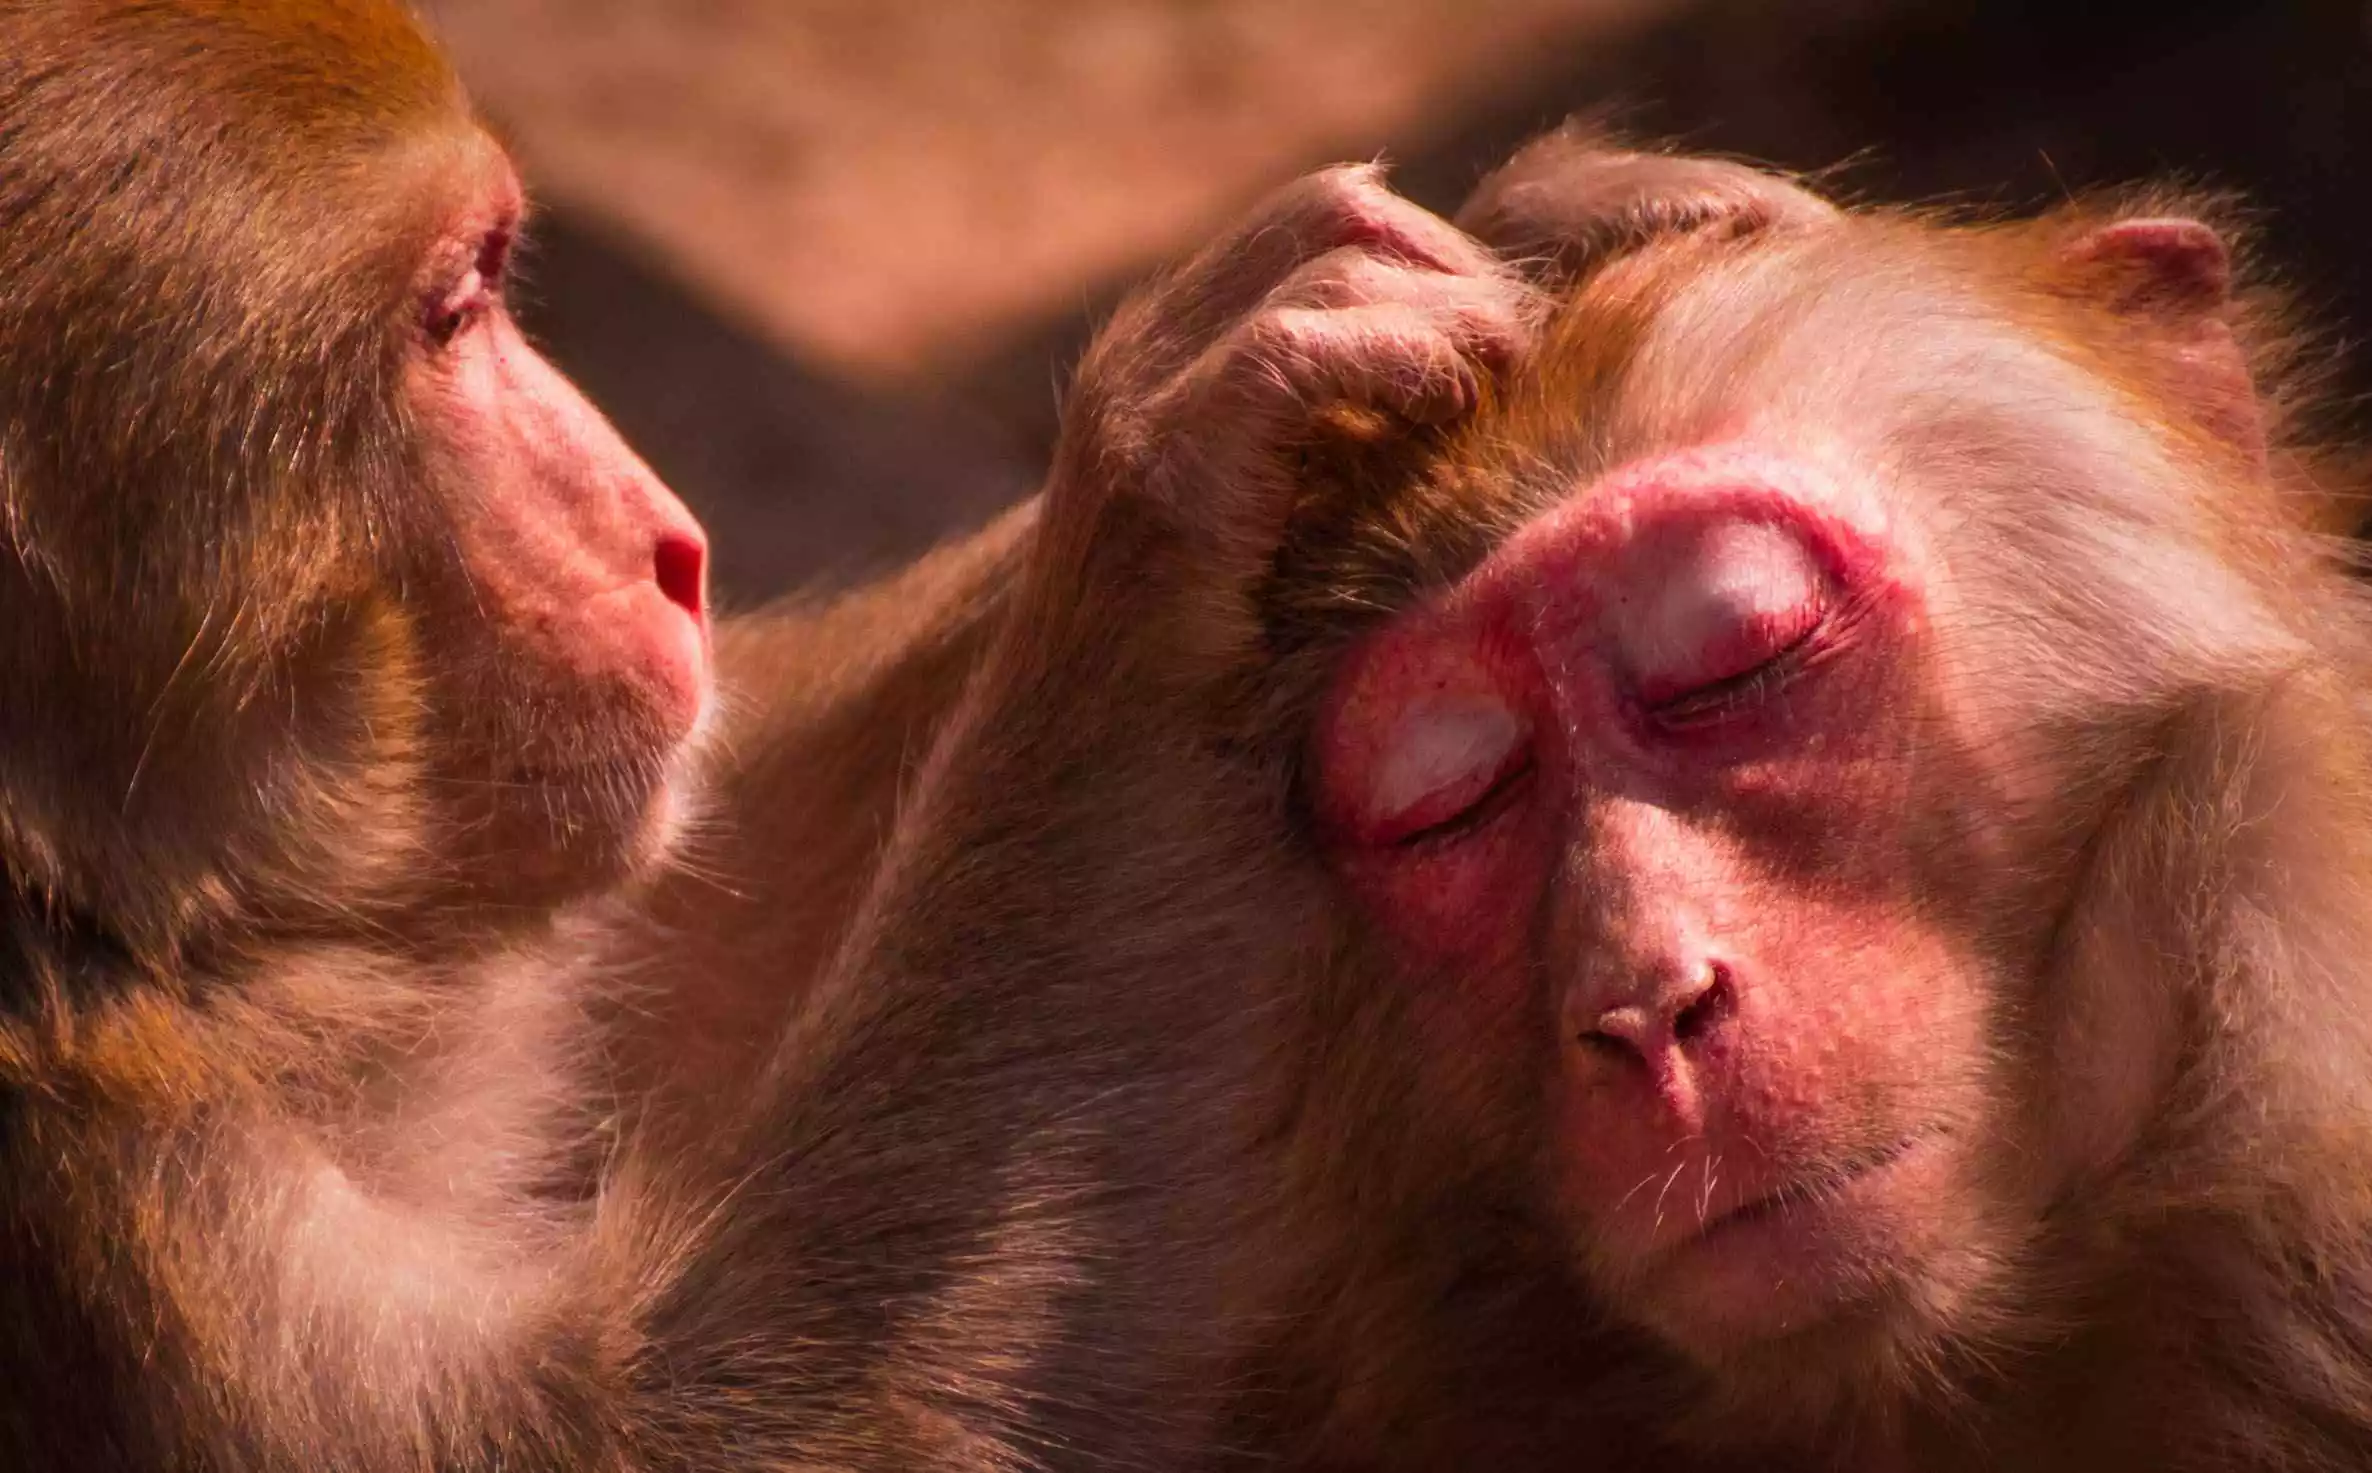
[570,679,722,888]
[629,691,721,873]
[443,666,722,915]
[1603,1130,2007,1430]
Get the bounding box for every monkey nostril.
[1579,963,1736,1060]
[1579,1026,1635,1059]
[1672,962,1736,1044]
[654,534,706,621]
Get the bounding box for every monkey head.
[1264,140,2323,1439]
[0,0,711,954]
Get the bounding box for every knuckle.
[1452,295,1528,341]
[1271,164,1405,252]
[1272,249,1401,310]
[1245,305,1350,363]
[1296,162,1390,218]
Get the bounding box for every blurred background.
[420,0,2372,608]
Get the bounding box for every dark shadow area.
[510,210,1036,608]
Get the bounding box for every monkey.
[0,2,1537,1466]
[1132,130,2372,1472]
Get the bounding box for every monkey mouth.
[1611,1126,1966,1357]
[1692,1132,1935,1246]
[1619,1126,1953,1295]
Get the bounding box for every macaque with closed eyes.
[1195,132,2372,1472]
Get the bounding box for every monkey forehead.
[1542,222,2049,479]
[1525,228,2265,632]
[396,139,530,292]
[1638,237,2300,664]
[1514,442,1898,573]
[1595,228,1948,419]
[1315,440,1932,740]
[425,141,527,237]
[1465,440,1931,640]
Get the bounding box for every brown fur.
[1188,136,2372,1472]
[0,4,1537,1468]
[604,506,1035,1117]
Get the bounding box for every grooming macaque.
[1193,129,2372,1471]
[0,2,1532,1466]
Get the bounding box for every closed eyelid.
[1611,519,1828,708]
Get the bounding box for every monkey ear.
[2055,215,2265,468]
[2055,217,2233,316]
[1455,123,1838,288]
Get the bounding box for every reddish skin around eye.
[1315,593,1549,962]
[1314,443,1907,961]
[423,228,513,348]
[1614,517,1829,714]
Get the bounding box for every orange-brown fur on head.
[1232,140,2372,1473]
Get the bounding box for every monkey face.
[1311,440,2025,1378]
[0,8,717,940]
[1289,213,2285,1419]
[395,148,717,905]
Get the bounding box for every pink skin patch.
[416,179,712,739]
[1609,518,1825,709]
[1312,444,1984,1347]
[1313,445,1900,951]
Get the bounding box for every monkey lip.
[1608,1129,1959,1355]
[1634,1127,1950,1293]
[1690,1133,1929,1246]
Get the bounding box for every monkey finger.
[1267,304,1493,426]
[1222,164,1505,284]
[1051,277,1520,549]
[1259,252,1538,370]
[1156,302,1494,524]
[1455,124,1839,288]
[1117,165,1508,391]
[1074,307,1490,666]
[1051,303,1490,609]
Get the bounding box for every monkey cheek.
[417,571,717,897]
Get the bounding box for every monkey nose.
[653,532,708,624]
[1576,960,1738,1066]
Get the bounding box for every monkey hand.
[843,167,1537,1005]
[829,162,1539,1070]
[1017,163,1541,698]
